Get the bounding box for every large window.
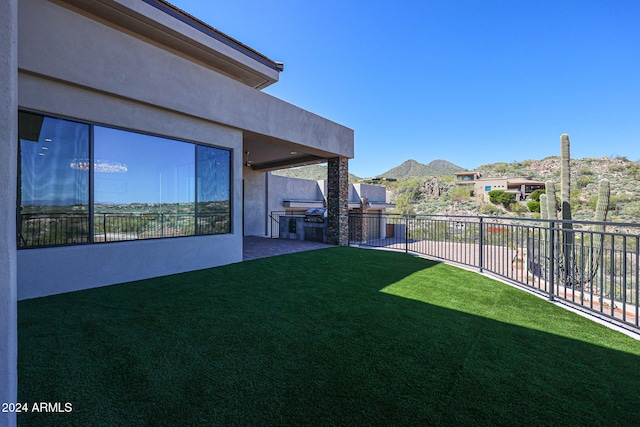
[18,113,90,247]
[197,145,231,235]
[17,111,231,248]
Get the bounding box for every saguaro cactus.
[560,134,574,284]
[594,179,611,223]
[547,134,611,288]
[560,134,572,224]
[544,181,557,220]
[588,179,610,278]
[539,194,548,221]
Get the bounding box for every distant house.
[360,177,398,183]
[454,172,545,200]
[454,171,483,188]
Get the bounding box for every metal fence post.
[405,215,408,254]
[549,221,555,302]
[478,217,484,273]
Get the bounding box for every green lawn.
[18,247,640,426]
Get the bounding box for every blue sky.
[172,0,640,178]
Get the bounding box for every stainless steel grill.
[304,208,326,223]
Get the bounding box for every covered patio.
[243,236,330,261]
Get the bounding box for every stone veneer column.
[357,198,369,243]
[0,1,18,426]
[327,157,349,246]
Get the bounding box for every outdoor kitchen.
[278,208,327,242]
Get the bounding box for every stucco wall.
[0,0,18,424]
[17,74,244,299]
[269,174,323,206]
[353,183,387,203]
[243,167,268,236]
[18,234,241,300]
[19,0,353,159]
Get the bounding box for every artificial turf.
[17,246,640,426]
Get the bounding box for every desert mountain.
[272,159,465,181]
[377,159,466,179]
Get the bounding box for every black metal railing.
[269,211,303,238]
[18,211,230,247]
[348,212,640,331]
[18,213,91,247]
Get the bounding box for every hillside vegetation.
[273,159,464,181]
[388,156,640,224]
[378,159,465,179]
[270,156,640,224]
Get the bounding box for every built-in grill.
[304,208,326,224]
[278,208,327,242]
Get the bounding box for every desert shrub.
[578,167,594,176]
[528,201,540,213]
[511,203,528,215]
[415,200,449,214]
[608,194,635,214]
[392,194,416,215]
[608,163,626,173]
[575,176,594,189]
[622,202,640,217]
[392,177,424,203]
[495,192,515,208]
[494,163,509,174]
[624,163,640,180]
[530,189,545,202]
[449,186,472,202]
[487,190,515,208]
[480,204,499,215]
[488,190,504,203]
[571,189,581,209]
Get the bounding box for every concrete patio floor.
[243,236,331,261]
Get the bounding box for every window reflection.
[197,145,231,234]
[94,126,196,241]
[18,112,90,247]
[17,111,232,247]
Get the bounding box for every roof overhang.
[58,0,281,89]
[243,130,348,172]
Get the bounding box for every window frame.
[17,110,232,249]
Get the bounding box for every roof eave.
[59,0,282,88]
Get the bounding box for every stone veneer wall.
[327,157,349,245]
[351,198,369,243]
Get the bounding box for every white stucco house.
[0,1,354,423]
